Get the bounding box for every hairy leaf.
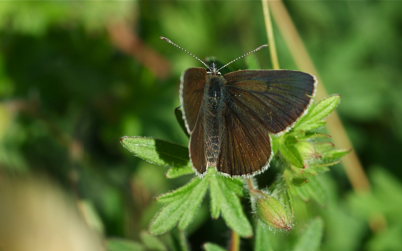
[121,136,191,171]
[150,177,208,234]
[295,95,340,131]
[166,166,194,179]
[210,173,252,237]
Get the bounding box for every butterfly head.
[160,36,268,76]
[206,62,222,76]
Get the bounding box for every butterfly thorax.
[203,74,227,168]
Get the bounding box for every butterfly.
[162,37,316,177]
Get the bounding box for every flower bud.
[255,192,293,231]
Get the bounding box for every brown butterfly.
[162,37,316,177]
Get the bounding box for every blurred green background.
[1,1,402,251]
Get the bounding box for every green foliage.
[292,218,324,251]
[122,95,345,248]
[295,95,340,131]
[148,168,252,237]
[2,2,401,251]
[107,232,168,251]
[140,231,167,251]
[203,243,227,251]
[255,222,275,251]
[208,171,252,237]
[107,239,144,251]
[275,95,346,206]
[347,168,402,251]
[121,136,194,178]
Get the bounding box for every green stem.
[261,0,280,70]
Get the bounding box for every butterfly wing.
[216,70,316,176]
[181,68,207,174]
[180,67,207,133]
[217,100,272,176]
[223,70,316,133]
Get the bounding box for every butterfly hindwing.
[217,97,272,176]
[189,109,207,174]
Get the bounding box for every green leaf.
[203,243,227,251]
[208,172,244,219]
[292,218,324,251]
[140,231,167,251]
[221,176,244,197]
[168,230,190,251]
[107,238,144,251]
[166,166,194,179]
[178,180,209,230]
[157,178,202,203]
[295,95,340,131]
[255,221,275,251]
[120,136,191,169]
[150,169,249,237]
[308,149,350,168]
[279,138,304,168]
[175,107,189,137]
[209,173,252,237]
[150,177,209,234]
[209,176,223,219]
[290,175,327,205]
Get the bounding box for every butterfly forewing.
[181,68,207,133]
[224,70,316,134]
[181,68,208,174]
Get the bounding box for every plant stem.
[261,0,280,70]
[229,230,240,251]
[268,0,371,192]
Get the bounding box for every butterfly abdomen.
[204,75,227,168]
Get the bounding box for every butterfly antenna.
[217,44,268,72]
[160,36,211,71]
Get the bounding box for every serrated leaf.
[107,238,144,251]
[121,136,190,169]
[178,179,209,229]
[255,221,275,251]
[150,177,208,234]
[208,172,244,219]
[209,177,223,219]
[140,231,167,251]
[158,178,202,203]
[220,176,244,197]
[295,95,340,131]
[166,166,194,179]
[150,200,186,235]
[293,218,324,251]
[210,174,252,237]
[203,243,227,251]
